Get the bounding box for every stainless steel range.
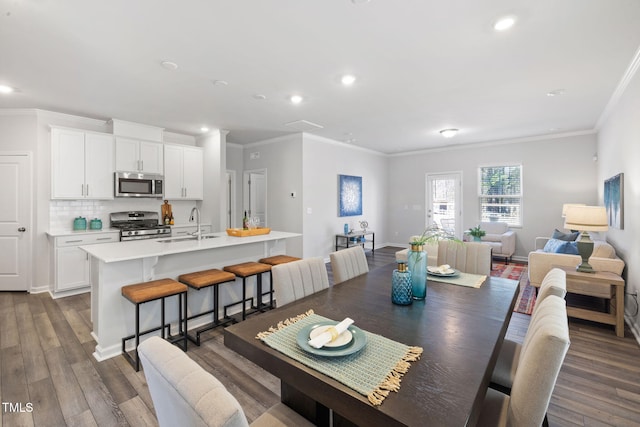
[110,211,171,241]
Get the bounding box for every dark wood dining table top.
[224,262,519,427]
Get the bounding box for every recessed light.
[212,80,228,86]
[253,94,267,100]
[0,85,15,94]
[200,127,209,132]
[494,16,516,31]
[351,0,371,4]
[290,95,303,104]
[341,74,356,86]
[160,61,178,70]
[439,129,459,138]
[547,89,565,97]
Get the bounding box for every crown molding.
[596,44,640,129]
[389,129,597,157]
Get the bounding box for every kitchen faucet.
[189,206,202,240]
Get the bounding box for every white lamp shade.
[561,203,586,217]
[564,205,608,231]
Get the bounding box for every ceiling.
[1,0,640,154]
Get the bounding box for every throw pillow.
[551,229,579,241]
[543,238,579,255]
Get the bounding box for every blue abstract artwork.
[339,175,362,217]
[604,173,623,229]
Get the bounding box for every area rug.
[490,263,536,315]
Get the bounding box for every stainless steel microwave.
[114,172,164,198]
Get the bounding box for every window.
[479,165,522,226]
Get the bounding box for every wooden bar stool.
[223,262,272,320]
[121,278,188,371]
[259,255,301,309]
[178,268,237,345]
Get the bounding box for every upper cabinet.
[164,144,203,200]
[51,127,114,200]
[115,137,164,174]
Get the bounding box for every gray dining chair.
[437,240,491,275]
[138,336,314,427]
[477,295,570,427]
[490,268,567,393]
[271,257,330,307]
[329,245,369,284]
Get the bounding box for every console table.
[557,266,625,337]
[335,230,375,253]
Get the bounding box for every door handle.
[18,227,26,232]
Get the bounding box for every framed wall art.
[604,173,623,229]
[338,174,362,217]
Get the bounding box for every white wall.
[302,134,389,259]
[597,58,640,337]
[241,134,304,256]
[387,133,599,259]
[226,143,244,228]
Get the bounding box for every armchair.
[476,222,516,264]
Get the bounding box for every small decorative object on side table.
[468,225,486,242]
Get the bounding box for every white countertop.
[47,228,120,237]
[79,230,301,263]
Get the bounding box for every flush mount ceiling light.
[547,89,566,97]
[494,16,516,31]
[212,80,228,86]
[439,129,459,138]
[253,94,267,100]
[160,61,178,70]
[0,85,15,94]
[341,74,356,86]
[290,94,303,105]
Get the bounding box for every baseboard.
[49,286,91,299]
[29,284,50,294]
[625,313,640,346]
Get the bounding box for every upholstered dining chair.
[271,257,330,307]
[490,268,567,394]
[437,240,491,275]
[329,245,369,284]
[138,336,314,427]
[477,295,570,427]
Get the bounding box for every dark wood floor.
[1,246,639,426]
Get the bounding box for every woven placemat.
[257,310,422,405]
[429,272,486,288]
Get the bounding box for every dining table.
[224,262,519,427]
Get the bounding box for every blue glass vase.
[392,261,412,305]
[407,243,427,300]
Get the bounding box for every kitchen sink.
[157,235,218,243]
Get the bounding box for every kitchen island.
[80,230,301,361]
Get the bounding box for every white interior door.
[426,172,462,239]
[244,169,267,227]
[0,154,31,291]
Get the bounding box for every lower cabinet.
[52,232,119,293]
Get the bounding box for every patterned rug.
[490,263,536,315]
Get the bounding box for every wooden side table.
[557,266,625,337]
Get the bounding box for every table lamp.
[561,203,586,218]
[563,205,608,273]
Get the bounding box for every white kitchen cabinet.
[115,137,163,174]
[164,144,203,200]
[51,232,119,293]
[51,127,114,199]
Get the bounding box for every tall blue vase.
[392,261,412,305]
[407,243,427,300]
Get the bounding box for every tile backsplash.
[49,199,199,231]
